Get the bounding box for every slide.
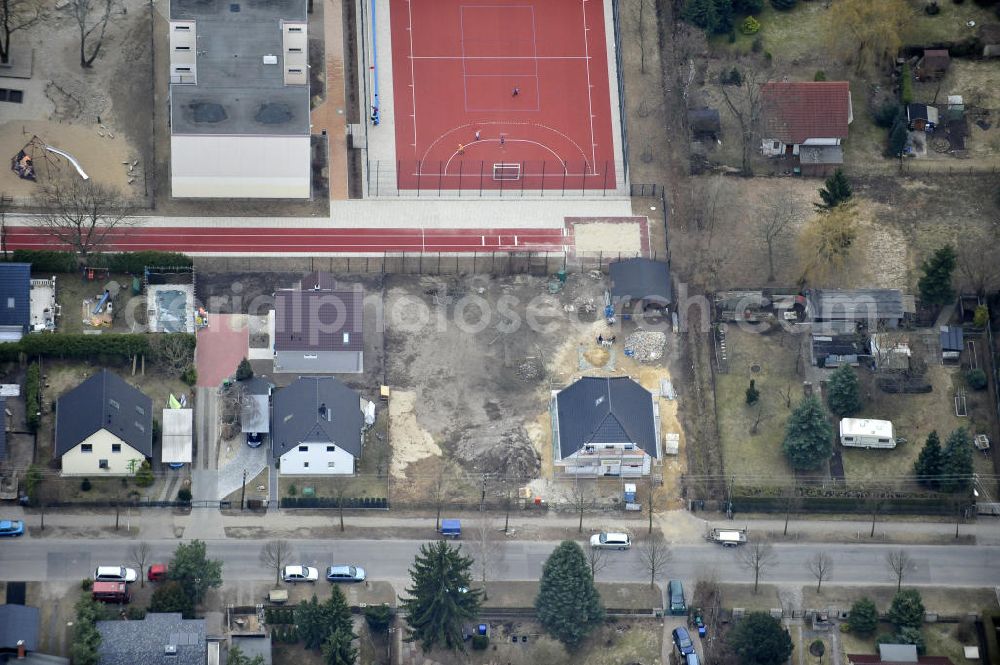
[44,144,90,180]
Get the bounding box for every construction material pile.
[624,330,667,363]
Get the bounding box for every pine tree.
[401,541,482,652]
[296,595,328,650]
[888,114,908,157]
[321,627,358,665]
[913,430,942,489]
[847,597,879,635]
[727,612,794,665]
[826,365,862,417]
[236,357,254,381]
[918,245,957,307]
[939,427,973,493]
[888,589,925,630]
[782,395,833,470]
[682,0,719,32]
[734,0,764,12]
[535,541,605,649]
[816,169,853,209]
[713,0,735,33]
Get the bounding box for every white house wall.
[279,442,355,475]
[61,430,146,476]
[170,135,311,198]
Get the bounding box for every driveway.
[195,314,249,388]
[217,439,268,501]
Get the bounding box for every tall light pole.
[240,468,247,511]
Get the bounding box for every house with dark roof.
[848,644,954,665]
[0,604,68,664]
[97,613,205,665]
[907,103,939,131]
[272,376,364,475]
[273,273,363,374]
[806,289,908,328]
[761,81,853,176]
[55,370,152,477]
[0,263,31,343]
[551,376,660,476]
[609,258,672,314]
[940,325,963,364]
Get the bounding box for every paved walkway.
[310,0,349,200]
[216,443,267,501]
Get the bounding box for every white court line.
[410,55,591,60]
[441,138,568,173]
[407,0,418,148]
[581,0,597,168]
[419,120,593,169]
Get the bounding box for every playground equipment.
[92,290,111,315]
[10,136,89,181]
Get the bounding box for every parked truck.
[839,418,896,449]
[706,527,747,547]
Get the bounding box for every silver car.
[282,565,319,583]
[325,565,366,583]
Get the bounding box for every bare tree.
[756,191,802,282]
[470,517,503,600]
[737,540,777,594]
[66,0,116,68]
[718,62,767,176]
[33,177,133,258]
[333,481,348,532]
[636,534,673,589]
[886,549,913,592]
[797,203,859,286]
[0,0,43,65]
[431,464,449,532]
[957,225,1000,297]
[806,552,834,593]
[129,541,152,588]
[586,545,607,579]
[259,540,293,585]
[568,481,593,533]
[149,334,196,373]
[688,177,739,289]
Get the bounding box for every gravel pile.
[624,330,667,363]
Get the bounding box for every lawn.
[478,581,661,611]
[53,271,147,334]
[800,585,997,617]
[716,327,801,482]
[903,1,999,46]
[839,620,972,665]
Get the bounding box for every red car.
[147,564,168,582]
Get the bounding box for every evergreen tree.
[296,595,328,650]
[918,245,957,307]
[401,541,482,652]
[149,580,195,618]
[734,0,764,12]
[847,597,879,635]
[887,589,925,630]
[71,593,106,665]
[826,365,862,417]
[727,612,794,665]
[913,430,942,488]
[227,644,266,665]
[939,427,973,493]
[713,0,735,33]
[770,0,798,9]
[236,357,254,381]
[894,626,927,655]
[745,379,760,405]
[888,114,908,157]
[535,541,605,649]
[782,395,833,470]
[321,627,358,665]
[168,539,223,608]
[682,0,719,32]
[816,169,853,209]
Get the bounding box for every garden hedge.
[280,496,388,509]
[0,333,195,362]
[6,250,192,274]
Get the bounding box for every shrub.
[764,50,773,64]
[848,598,879,635]
[751,35,763,52]
[925,1,941,13]
[721,67,743,85]
[770,0,797,8]
[974,304,989,328]
[735,0,764,11]
[0,333,164,363]
[81,478,92,492]
[875,101,902,128]
[81,578,94,591]
[25,362,40,433]
[10,250,78,272]
[235,358,253,381]
[814,70,826,81]
[746,379,760,405]
[967,369,988,391]
[177,487,192,502]
[728,30,737,42]
[135,460,155,487]
[471,634,490,650]
[741,15,760,34]
[181,366,197,386]
[364,605,394,633]
[900,63,913,105]
[288,483,297,497]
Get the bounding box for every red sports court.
[388,0,619,191]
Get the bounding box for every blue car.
[0,520,25,537]
[673,627,695,656]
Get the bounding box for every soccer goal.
[492,163,522,181]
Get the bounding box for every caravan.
[839,418,896,449]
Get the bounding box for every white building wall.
[171,135,311,198]
[279,442,355,475]
[61,430,146,476]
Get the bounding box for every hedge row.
[6,250,192,274]
[984,612,1000,665]
[280,496,389,509]
[730,495,958,516]
[0,333,195,362]
[25,362,40,432]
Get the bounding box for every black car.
[673,627,695,656]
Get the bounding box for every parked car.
[589,532,631,550]
[246,432,264,448]
[668,579,687,615]
[147,564,168,582]
[0,519,25,537]
[94,566,138,583]
[326,565,366,583]
[673,627,695,656]
[282,565,319,583]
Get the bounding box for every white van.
[589,532,631,550]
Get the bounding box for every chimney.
[16,640,25,659]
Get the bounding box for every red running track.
[3,225,569,254]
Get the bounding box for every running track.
[3,225,569,254]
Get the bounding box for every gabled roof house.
[552,376,660,477]
[761,81,853,175]
[272,376,364,475]
[55,370,153,476]
[273,273,364,374]
[97,613,206,665]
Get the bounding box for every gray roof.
[0,604,39,651]
[940,325,963,352]
[271,377,363,458]
[169,0,309,136]
[231,636,272,665]
[54,370,153,457]
[241,394,270,433]
[300,271,337,291]
[97,613,205,665]
[879,644,918,663]
[809,289,905,322]
[242,376,273,396]
[0,264,31,334]
[609,258,672,305]
[799,145,844,165]
[555,376,657,458]
[274,288,364,352]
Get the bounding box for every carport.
[161,408,193,466]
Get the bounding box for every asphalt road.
[2,538,998,588]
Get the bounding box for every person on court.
[474,130,481,141]
[499,135,505,146]
[457,143,465,155]
[512,87,520,97]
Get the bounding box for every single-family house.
[551,376,660,476]
[761,81,852,176]
[848,644,954,665]
[810,332,864,368]
[272,376,364,475]
[0,603,69,664]
[97,613,206,665]
[940,325,963,364]
[907,104,939,131]
[608,258,672,314]
[0,263,30,343]
[273,272,363,374]
[806,289,908,329]
[55,370,152,477]
[688,107,721,141]
[916,49,950,80]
